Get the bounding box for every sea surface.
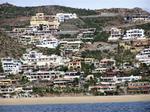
[0,102,150,112]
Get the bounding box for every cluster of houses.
[108,27,146,42]
[1,12,150,98]
[7,13,78,48]
[1,49,149,97]
[0,73,33,98]
[108,27,150,66]
[30,13,77,29]
[136,47,150,65]
[124,13,150,22]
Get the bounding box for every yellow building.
[119,41,144,53]
[0,79,16,85]
[68,61,81,70]
[30,13,60,29]
[119,41,131,50]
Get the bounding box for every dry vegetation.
[0,31,27,58]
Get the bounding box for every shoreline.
[0,95,150,105]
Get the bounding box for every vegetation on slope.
[0,61,3,72]
[0,31,27,58]
[135,23,150,31]
[96,7,150,15]
[0,3,97,19]
[0,3,97,30]
[80,16,124,30]
[0,3,36,19]
[93,31,109,42]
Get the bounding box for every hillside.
[0,3,97,30]
[0,31,27,58]
[0,3,97,19]
[1,3,150,31]
[96,7,150,16]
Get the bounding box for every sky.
[0,0,149,11]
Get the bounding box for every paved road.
[80,13,119,18]
[118,21,150,28]
[57,30,79,35]
[103,21,150,31]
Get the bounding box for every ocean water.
[0,102,150,112]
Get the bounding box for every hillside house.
[24,70,64,81]
[68,61,81,70]
[64,71,84,80]
[1,57,22,74]
[93,58,116,73]
[60,38,83,53]
[21,50,69,67]
[123,29,145,40]
[77,28,96,41]
[125,14,150,22]
[56,13,78,22]
[100,75,142,84]
[89,82,117,95]
[30,13,60,30]
[36,38,59,48]
[136,47,150,65]
[108,27,123,42]
[128,82,150,94]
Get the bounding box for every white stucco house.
[1,57,22,74]
[122,29,145,40]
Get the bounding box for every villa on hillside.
[108,28,146,41]
[89,75,142,95]
[0,85,16,95]
[93,58,116,73]
[128,82,150,94]
[20,33,58,47]
[64,71,84,80]
[30,13,60,30]
[68,61,81,71]
[136,47,150,65]
[122,29,145,40]
[0,83,33,98]
[124,14,150,22]
[53,78,75,87]
[100,75,142,84]
[24,70,64,81]
[108,27,123,42]
[36,37,59,48]
[21,50,70,67]
[19,35,35,45]
[56,13,78,22]
[0,79,16,85]
[77,28,96,41]
[89,82,117,95]
[1,57,22,74]
[60,38,83,53]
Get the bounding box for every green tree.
[32,87,47,96]
[93,31,109,42]
[81,50,102,60]
[0,61,3,73]
[81,62,94,76]
[59,66,68,72]
[59,34,72,39]
[21,76,29,84]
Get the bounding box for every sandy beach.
[0,95,150,105]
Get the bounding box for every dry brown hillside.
[0,31,27,58]
[0,3,97,30]
[96,8,150,16]
[0,3,149,31]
